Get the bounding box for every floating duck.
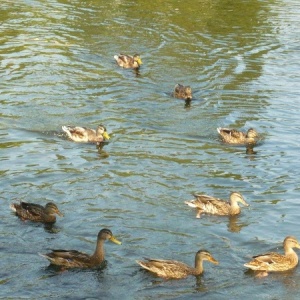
[173,84,192,100]
[217,128,258,144]
[62,125,110,143]
[10,201,63,223]
[39,228,121,268]
[244,236,300,277]
[114,54,143,69]
[136,249,218,279]
[185,191,249,218]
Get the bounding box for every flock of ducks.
[9,54,300,280]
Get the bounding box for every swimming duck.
[244,236,300,277]
[217,128,258,144]
[185,191,249,218]
[114,54,143,69]
[173,84,192,100]
[10,201,63,223]
[39,228,121,268]
[62,125,110,143]
[136,249,218,279]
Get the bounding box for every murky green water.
[1,0,300,298]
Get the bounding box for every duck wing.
[20,202,44,216]
[193,194,230,214]
[137,258,190,278]
[252,252,285,264]
[244,252,289,271]
[40,249,92,267]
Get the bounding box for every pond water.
[1,0,300,299]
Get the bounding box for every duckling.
[10,201,63,223]
[39,228,121,268]
[173,84,192,100]
[114,54,143,69]
[217,128,258,144]
[62,125,110,143]
[185,191,249,218]
[244,236,300,277]
[136,249,218,279]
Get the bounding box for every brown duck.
[185,191,249,218]
[244,236,300,277]
[62,125,110,143]
[136,249,218,279]
[173,84,192,100]
[10,201,63,223]
[114,54,143,69]
[39,228,121,268]
[217,127,258,144]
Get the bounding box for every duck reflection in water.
[96,142,110,158]
[246,142,257,155]
[227,215,249,233]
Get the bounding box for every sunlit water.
[1,0,300,299]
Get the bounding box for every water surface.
[1,0,300,299]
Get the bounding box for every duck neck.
[194,257,204,275]
[43,211,56,223]
[285,246,298,265]
[91,238,105,263]
[229,200,241,214]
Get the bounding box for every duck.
[173,84,192,100]
[217,128,258,144]
[114,54,143,69]
[184,191,249,218]
[10,201,63,223]
[244,236,300,277]
[62,125,110,143]
[39,228,121,268]
[136,249,218,279]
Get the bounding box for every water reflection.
[96,143,110,158]
[245,143,257,155]
[184,99,192,108]
[43,223,61,234]
[194,275,209,292]
[227,215,249,233]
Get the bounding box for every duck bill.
[209,256,219,265]
[102,132,110,140]
[110,236,122,245]
[57,211,64,217]
[137,58,143,65]
[243,198,250,207]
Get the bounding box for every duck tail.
[62,125,69,133]
[10,203,17,212]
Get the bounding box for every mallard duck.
[136,249,218,279]
[39,228,121,268]
[10,201,63,223]
[217,128,258,144]
[244,236,300,277]
[62,125,110,143]
[185,191,249,218]
[174,84,192,100]
[114,54,143,69]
